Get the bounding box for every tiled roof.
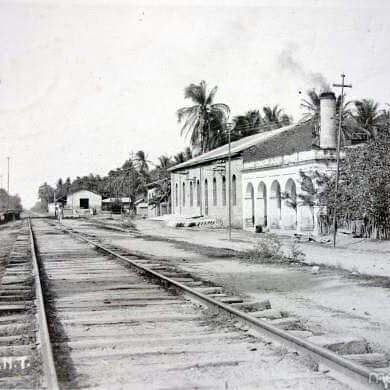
[169,123,308,172]
[243,121,314,163]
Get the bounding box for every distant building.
[66,190,102,212]
[170,92,341,234]
[102,197,131,212]
[136,201,148,217]
[147,180,170,217]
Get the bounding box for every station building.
[169,92,339,234]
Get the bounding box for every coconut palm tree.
[231,110,262,141]
[380,105,390,131]
[173,152,186,165]
[173,147,193,165]
[300,89,321,139]
[262,105,291,129]
[177,81,230,154]
[157,155,173,171]
[183,146,193,161]
[134,150,149,173]
[300,89,355,143]
[353,99,383,139]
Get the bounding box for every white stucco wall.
[241,151,337,233]
[170,158,243,228]
[66,190,102,210]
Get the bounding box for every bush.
[246,233,282,262]
[286,242,306,262]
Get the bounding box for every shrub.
[247,233,282,262]
[286,242,306,262]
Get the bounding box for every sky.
[1,0,390,207]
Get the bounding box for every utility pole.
[7,157,10,194]
[130,151,135,215]
[227,123,232,240]
[7,157,10,210]
[332,74,352,248]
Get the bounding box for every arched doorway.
[283,178,297,229]
[270,180,281,228]
[244,183,255,228]
[257,182,267,227]
[299,176,315,231]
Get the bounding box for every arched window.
[213,177,217,206]
[190,181,193,207]
[204,179,209,215]
[175,183,178,207]
[182,182,186,207]
[222,176,226,206]
[232,175,237,206]
[245,182,255,226]
[257,181,267,227]
[197,179,201,206]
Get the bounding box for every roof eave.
[168,151,242,172]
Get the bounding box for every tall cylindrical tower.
[320,92,337,149]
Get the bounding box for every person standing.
[57,203,63,224]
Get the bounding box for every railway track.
[1,217,386,388]
[0,221,48,388]
[31,217,351,389]
[54,217,390,389]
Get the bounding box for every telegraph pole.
[7,157,10,210]
[7,157,10,194]
[227,123,232,240]
[332,74,352,248]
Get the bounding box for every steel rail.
[28,218,60,390]
[55,221,385,390]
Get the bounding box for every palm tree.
[173,147,193,165]
[154,155,173,207]
[353,99,382,139]
[177,80,230,154]
[380,105,390,131]
[300,89,355,143]
[262,105,291,129]
[173,152,186,164]
[183,146,193,161]
[157,155,172,171]
[300,89,321,139]
[231,110,262,141]
[135,150,149,173]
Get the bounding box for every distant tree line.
[0,189,22,212]
[35,149,194,212]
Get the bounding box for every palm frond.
[206,85,218,105]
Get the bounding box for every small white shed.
[66,190,102,211]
